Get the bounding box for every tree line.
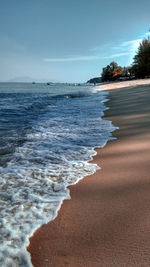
[101,35,150,82]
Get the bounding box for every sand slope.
[28,82,150,266]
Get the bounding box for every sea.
[0,82,116,266]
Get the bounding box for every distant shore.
[28,79,150,266]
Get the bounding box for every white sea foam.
[0,83,116,266]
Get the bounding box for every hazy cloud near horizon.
[0,1,150,82]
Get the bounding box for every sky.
[0,0,150,83]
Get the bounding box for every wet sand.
[28,81,150,266]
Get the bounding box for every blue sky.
[0,0,150,82]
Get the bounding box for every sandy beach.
[28,79,150,266]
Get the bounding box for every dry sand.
[28,79,150,266]
[99,78,150,90]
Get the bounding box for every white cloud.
[104,52,130,59]
[90,43,111,52]
[44,52,129,62]
[113,31,150,62]
[120,39,141,53]
[43,55,99,62]
[43,32,150,64]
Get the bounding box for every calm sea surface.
[0,82,116,266]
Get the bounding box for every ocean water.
[0,82,116,266]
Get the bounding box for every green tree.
[132,36,150,78]
[101,61,123,82]
[101,64,111,81]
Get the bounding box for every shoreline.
[28,79,150,266]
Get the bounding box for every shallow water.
[0,82,116,266]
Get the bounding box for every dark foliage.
[132,37,150,78]
[101,61,123,82]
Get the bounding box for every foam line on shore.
[28,80,150,266]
